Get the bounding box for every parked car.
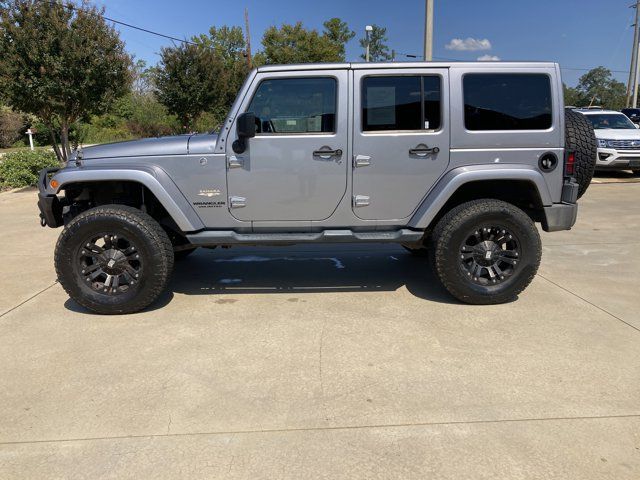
[38,61,597,314]
[576,109,640,175]
[621,108,640,124]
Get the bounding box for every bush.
[0,150,60,188]
[0,107,27,148]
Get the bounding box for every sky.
[93,0,636,87]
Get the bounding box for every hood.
[77,133,218,160]
[593,128,640,140]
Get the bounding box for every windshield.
[586,114,636,130]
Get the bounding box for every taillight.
[565,151,575,176]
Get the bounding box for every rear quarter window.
[463,73,552,131]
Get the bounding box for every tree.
[131,59,155,95]
[323,18,355,60]
[563,83,583,107]
[359,25,392,62]
[154,43,229,131]
[0,105,26,148]
[259,20,353,64]
[194,26,249,117]
[0,0,132,161]
[575,67,626,110]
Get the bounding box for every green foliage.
[126,95,179,137]
[563,83,582,107]
[155,44,229,130]
[260,19,353,64]
[566,67,627,110]
[0,0,132,160]
[0,149,59,188]
[359,25,392,62]
[0,106,27,148]
[322,18,355,60]
[155,26,249,130]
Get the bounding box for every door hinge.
[353,195,370,207]
[353,154,371,168]
[227,155,244,169]
[229,196,246,208]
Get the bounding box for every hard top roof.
[256,61,559,73]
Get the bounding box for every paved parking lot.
[0,179,639,479]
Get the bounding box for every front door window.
[247,78,337,134]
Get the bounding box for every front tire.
[54,205,174,314]
[429,199,541,305]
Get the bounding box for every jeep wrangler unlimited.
[37,62,597,314]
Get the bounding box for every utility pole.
[423,0,434,61]
[634,44,640,107]
[627,1,640,107]
[244,8,252,69]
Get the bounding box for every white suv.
[578,109,640,175]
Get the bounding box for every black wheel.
[632,170,640,177]
[429,199,541,305]
[402,245,429,257]
[174,247,198,260]
[54,205,174,314]
[565,109,597,199]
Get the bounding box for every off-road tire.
[565,109,597,199]
[429,199,541,305]
[55,205,174,314]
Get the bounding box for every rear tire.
[429,199,541,304]
[632,169,640,177]
[54,205,174,314]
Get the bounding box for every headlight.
[597,139,608,148]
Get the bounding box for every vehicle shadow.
[63,244,462,314]
[167,244,459,305]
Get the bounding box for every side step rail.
[186,229,424,246]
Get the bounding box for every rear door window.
[463,73,552,131]
[362,75,442,132]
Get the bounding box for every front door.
[226,72,348,222]
[352,68,450,220]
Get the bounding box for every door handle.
[313,148,343,159]
[409,144,440,157]
[227,155,244,169]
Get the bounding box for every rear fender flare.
[408,165,553,229]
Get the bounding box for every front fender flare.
[408,164,553,229]
[48,165,204,232]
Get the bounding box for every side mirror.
[232,112,256,154]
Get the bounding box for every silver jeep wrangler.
[37,61,597,314]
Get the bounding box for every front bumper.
[37,168,63,228]
[595,147,640,170]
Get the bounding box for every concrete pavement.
[0,183,639,479]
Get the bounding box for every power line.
[43,1,636,76]
[49,1,199,46]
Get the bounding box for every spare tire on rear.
[565,109,597,199]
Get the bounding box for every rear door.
[352,68,450,220]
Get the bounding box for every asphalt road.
[0,179,639,479]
